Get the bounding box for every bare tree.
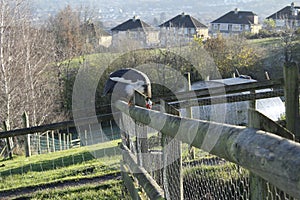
[0,0,27,130]
[48,5,83,62]
[0,0,65,155]
[21,25,65,126]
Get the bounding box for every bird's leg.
[128,96,134,106]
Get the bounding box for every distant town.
[85,2,300,49]
[31,0,295,29]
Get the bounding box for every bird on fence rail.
[102,68,152,107]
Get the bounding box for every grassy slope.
[0,139,127,199]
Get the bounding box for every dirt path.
[0,172,121,200]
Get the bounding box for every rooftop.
[211,9,257,25]
[159,12,207,28]
[111,16,155,32]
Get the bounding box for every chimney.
[133,15,138,21]
[234,8,239,14]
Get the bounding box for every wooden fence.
[116,100,300,199]
[0,113,116,157]
[0,65,299,199]
[116,66,300,200]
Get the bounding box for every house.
[111,16,159,48]
[97,29,112,48]
[211,8,261,36]
[266,2,300,29]
[80,20,112,48]
[159,12,208,47]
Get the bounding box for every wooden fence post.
[248,108,295,199]
[185,72,195,160]
[59,133,62,151]
[284,62,299,140]
[3,121,13,159]
[161,100,183,200]
[22,112,31,157]
[248,93,268,200]
[46,132,50,153]
[134,91,149,167]
[52,131,56,152]
[63,133,66,150]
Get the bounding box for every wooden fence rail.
[0,113,115,157]
[152,78,289,103]
[0,114,114,139]
[121,143,165,200]
[170,88,284,108]
[115,100,300,199]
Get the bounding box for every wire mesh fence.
[0,81,299,199]
[117,88,300,200]
[0,117,124,198]
[182,145,250,200]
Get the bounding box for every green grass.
[0,140,122,193]
[15,179,129,200]
[183,161,247,181]
[247,37,281,46]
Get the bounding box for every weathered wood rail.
[153,78,299,104]
[115,100,300,199]
[0,114,114,139]
[0,113,116,156]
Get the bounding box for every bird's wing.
[125,84,134,96]
[110,77,134,84]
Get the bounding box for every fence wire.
[0,118,123,198]
[182,146,250,200]
[119,92,299,199]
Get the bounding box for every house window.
[220,24,228,31]
[245,25,249,30]
[190,28,195,34]
[240,25,243,31]
[232,24,240,31]
[184,28,188,35]
[213,24,219,30]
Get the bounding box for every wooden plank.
[170,89,284,108]
[248,108,295,199]
[0,113,115,139]
[284,62,299,140]
[249,174,268,200]
[121,143,165,200]
[46,132,50,153]
[248,107,268,200]
[153,78,284,103]
[120,163,141,200]
[248,109,294,140]
[185,72,195,160]
[22,112,31,157]
[115,100,300,198]
[161,100,183,200]
[134,91,148,167]
[59,133,62,151]
[3,121,12,159]
[52,131,55,152]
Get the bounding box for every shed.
[181,77,285,126]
